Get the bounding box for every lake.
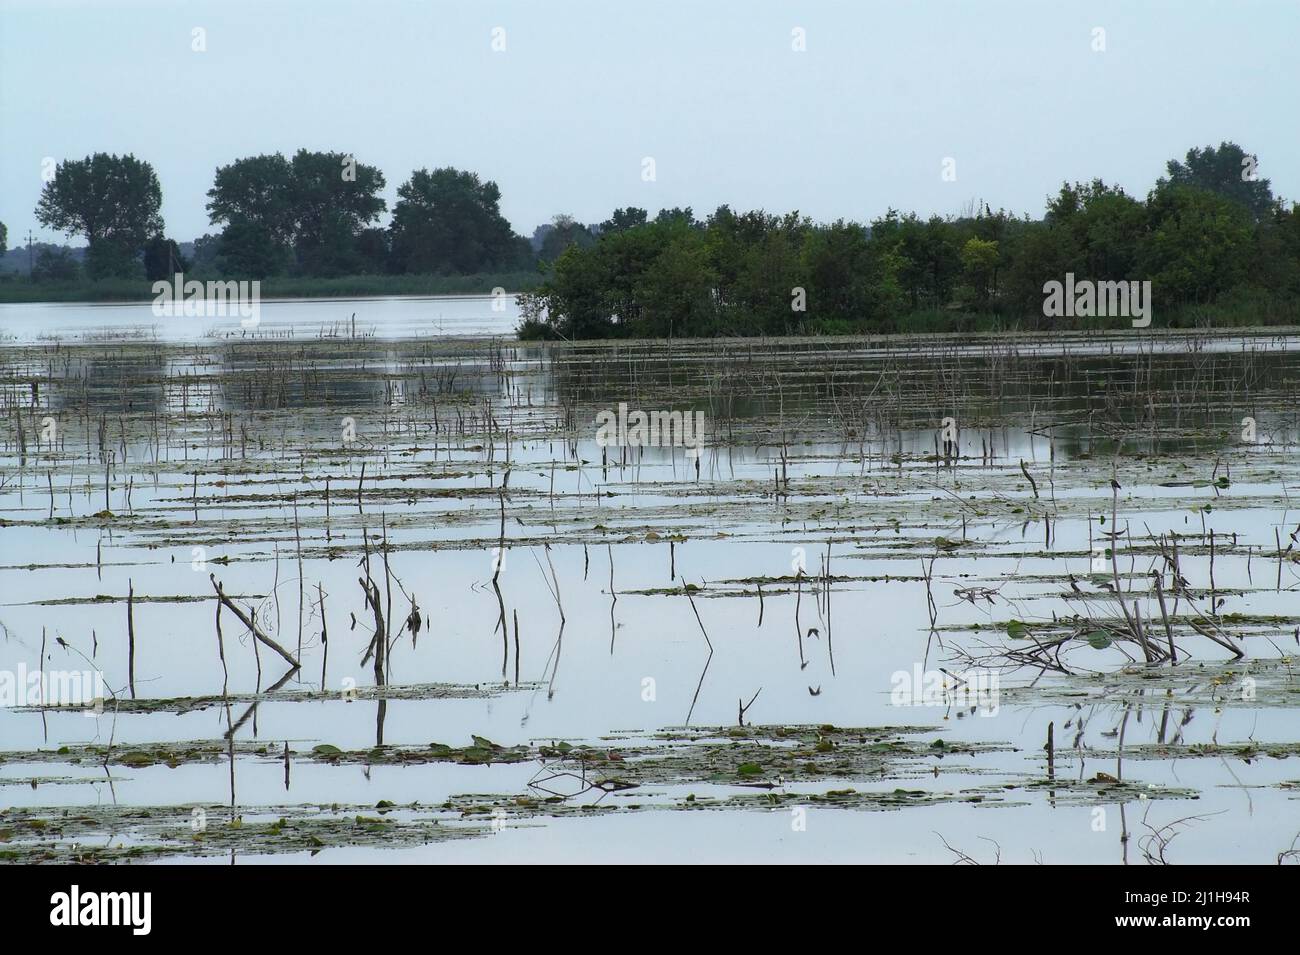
[1,300,1298,863]
[0,293,524,344]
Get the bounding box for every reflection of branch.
[529,764,638,802]
[222,666,297,739]
[684,590,714,726]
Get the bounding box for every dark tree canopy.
[522,142,1299,340]
[35,153,163,278]
[289,149,386,274]
[389,167,521,274]
[1159,142,1275,220]
[205,149,386,277]
[538,214,595,263]
[32,247,81,283]
[599,207,648,235]
[216,220,292,279]
[206,153,297,243]
[143,236,189,281]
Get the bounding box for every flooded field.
[3,311,1300,864]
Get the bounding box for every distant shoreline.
[0,271,542,305]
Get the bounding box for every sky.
[2,0,1297,246]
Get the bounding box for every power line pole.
[26,230,34,279]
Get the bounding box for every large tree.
[206,149,386,277]
[389,167,522,274]
[35,153,163,278]
[1140,184,1253,304]
[289,149,386,275]
[1158,142,1275,220]
[1045,179,1147,278]
[206,153,296,243]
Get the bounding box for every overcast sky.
[2,0,1297,245]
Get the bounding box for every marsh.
[2,299,1298,864]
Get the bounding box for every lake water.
[0,294,523,344]
[2,300,1299,863]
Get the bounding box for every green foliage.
[35,153,163,278]
[206,149,386,278]
[520,140,1293,339]
[389,167,523,274]
[959,237,999,307]
[1158,142,1276,220]
[32,248,80,283]
[26,140,1293,335]
[599,207,648,234]
[1141,184,1253,305]
[538,215,596,263]
[206,153,296,243]
[143,236,188,282]
[216,221,290,279]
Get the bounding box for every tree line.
[20,149,538,282]
[9,142,1299,336]
[522,143,1298,338]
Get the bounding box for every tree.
[389,167,521,274]
[1046,179,1146,277]
[1159,142,1275,220]
[32,247,80,282]
[543,242,616,338]
[1251,204,1300,298]
[355,227,391,274]
[206,150,386,277]
[959,237,1000,308]
[1002,221,1075,323]
[188,233,221,275]
[801,220,900,329]
[143,236,188,281]
[732,213,809,334]
[206,153,297,242]
[1140,184,1253,304]
[539,215,595,263]
[872,212,960,309]
[288,149,386,276]
[599,207,648,235]
[632,226,716,337]
[654,207,698,228]
[216,220,291,278]
[0,220,7,256]
[35,153,163,278]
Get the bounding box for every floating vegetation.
[4,330,1300,862]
